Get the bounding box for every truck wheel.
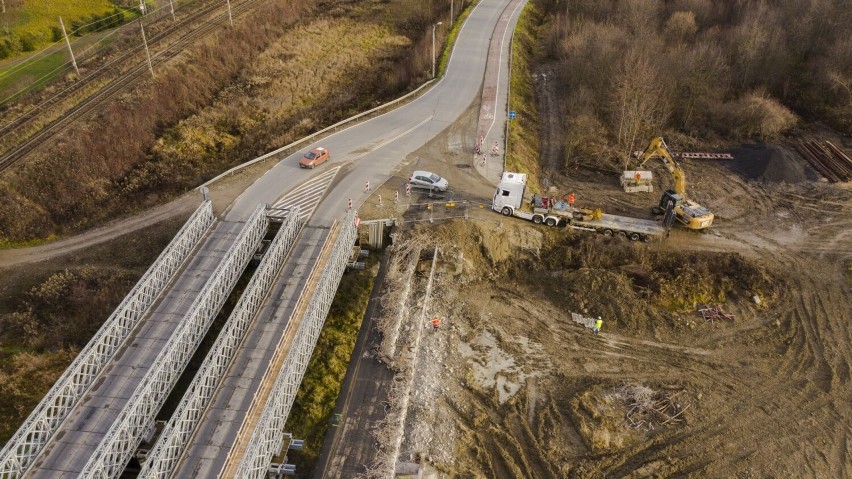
[629,232,641,241]
[533,215,543,224]
[545,218,557,227]
[501,207,512,216]
[601,229,613,237]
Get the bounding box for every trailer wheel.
[629,232,641,241]
[601,229,613,237]
[545,217,558,227]
[533,215,544,224]
[642,235,651,243]
[616,231,627,239]
[501,207,512,216]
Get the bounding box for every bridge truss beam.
[79,204,268,478]
[0,200,214,479]
[138,207,303,478]
[229,210,357,478]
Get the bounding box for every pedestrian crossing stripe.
[272,165,342,222]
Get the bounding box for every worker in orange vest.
[432,316,442,331]
[567,192,575,205]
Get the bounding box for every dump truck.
[492,172,665,241]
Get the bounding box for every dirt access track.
[353,101,852,477]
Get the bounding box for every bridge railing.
[0,200,214,479]
[137,207,303,478]
[229,210,357,478]
[79,204,268,478]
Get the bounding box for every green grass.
[2,0,117,44]
[0,233,59,250]
[0,49,69,101]
[282,255,379,476]
[505,0,544,193]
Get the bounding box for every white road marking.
[271,166,342,221]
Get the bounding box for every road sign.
[509,111,516,119]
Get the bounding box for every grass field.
[2,0,117,43]
[0,48,69,102]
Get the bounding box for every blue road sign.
[509,111,516,119]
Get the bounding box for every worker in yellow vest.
[593,317,603,334]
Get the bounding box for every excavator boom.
[635,137,714,230]
[638,137,686,196]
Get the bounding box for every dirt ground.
[359,94,852,477]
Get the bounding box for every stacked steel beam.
[795,141,852,182]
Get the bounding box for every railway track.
[0,0,268,174]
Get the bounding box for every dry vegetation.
[523,0,852,171]
[0,0,468,243]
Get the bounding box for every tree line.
[533,0,851,167]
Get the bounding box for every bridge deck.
[173,225,331,477]
[26,221,246,478]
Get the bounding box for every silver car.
[409,170,449,192]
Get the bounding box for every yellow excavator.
[635,137,714,230]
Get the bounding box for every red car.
[299,147,330,168]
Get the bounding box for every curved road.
[225,0,519,225]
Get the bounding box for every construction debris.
[697,304,735,323]
[794,141,852,183]
[615,384,690,431]
[571,312,597,330]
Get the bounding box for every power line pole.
[450,0,453,25]
[225,0,233,26]
[139,0,146,15]
[2,0,6,14]
[139,19,154,78]
[169,0,176,21]
[59,17,80,77]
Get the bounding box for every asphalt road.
[225,0,519,226]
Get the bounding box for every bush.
[715,91,798,139]
[0,268,136,350]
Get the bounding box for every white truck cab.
[492,171,528,215]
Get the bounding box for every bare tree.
[609,48,669,157]
[664,11,698,43]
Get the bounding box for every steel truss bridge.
[0,201,358,478]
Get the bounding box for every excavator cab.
[654,189,714,230]
[654,190,682,214]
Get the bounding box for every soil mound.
[728,144,818,183]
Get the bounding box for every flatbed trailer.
[493,172,665,242]
[502,207,663,241]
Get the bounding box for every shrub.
[715,90,798,139]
